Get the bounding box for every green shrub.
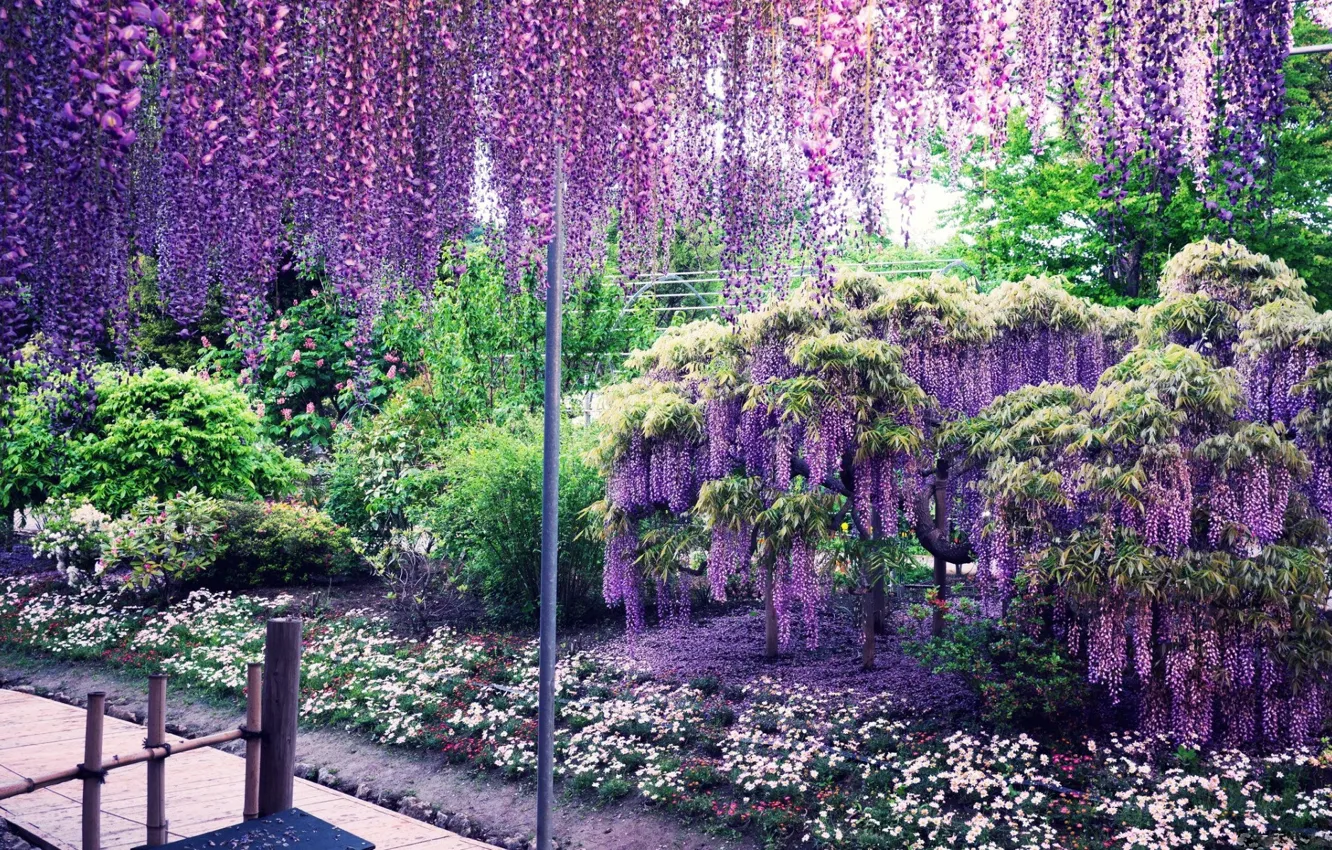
[0,357,65,522]
[323,378,450,544]
[420,418,606,625]
[62,368,302,515]
[206,501,364,588]
[904,596,1094,734]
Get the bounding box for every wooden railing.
[0,618,303,850]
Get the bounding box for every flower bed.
[1,577,1330,848]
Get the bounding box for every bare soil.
[0,654,754,850]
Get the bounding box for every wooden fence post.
[258,618,301,816]
[243,662,263,820]
[146,675,168,846]
[82,692,105,850]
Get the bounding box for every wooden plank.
[0,690,487,850]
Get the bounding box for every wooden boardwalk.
[0,690,491,850]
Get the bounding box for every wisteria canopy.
[1,0,1326,376]
[593,239,1332,748]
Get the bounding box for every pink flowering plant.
[98,489,224,594]
[197,286,405,449]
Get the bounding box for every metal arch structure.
[609,258,970,327]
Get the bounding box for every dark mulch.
[598,605,977,719]
[0,542,57,582]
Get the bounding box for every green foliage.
[823,525,925,590]
[323,378,451,544]
[126,255,226,371]
[62,368,302,515]
[0,357,63,518]
[945,11,1332,305]
[421,418,607,625]
[905,596,1095,734]
[1142,239,1318,358]
[206,501,365,589]
[377,250,659,422]
[101,489,224,590]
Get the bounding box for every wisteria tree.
[591,270,1133,663]
[946,240,1332,746]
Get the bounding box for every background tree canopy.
[944,10,1332,306]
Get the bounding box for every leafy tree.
[0,356,63,532]
[945,9,1332,305]
[378,250,659,420]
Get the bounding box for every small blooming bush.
[1,578,1330,848]
[99,490,224,591]
[29,497,110,583]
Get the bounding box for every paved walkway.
[0,690,490,850]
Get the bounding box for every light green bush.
[62,368,302,515]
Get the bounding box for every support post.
[535,149,564,850]
[861,585,876,670]
[82,692,105,850]
[763,563,779,660]
[243,662,263,820]
[258,619,301,816]
[146,676,168,846]
[931,458,950,638]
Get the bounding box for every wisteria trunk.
[932,460,950,638]
[872,578,886,635]
[763,565,778,660]
[861,587,876,670]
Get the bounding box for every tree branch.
[912,474,976,564]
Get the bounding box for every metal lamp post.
[536,151,564,850]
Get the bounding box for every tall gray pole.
[536,150,564,850]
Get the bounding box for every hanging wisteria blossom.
[589,269,1132,658]
[0,0,1312,376]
